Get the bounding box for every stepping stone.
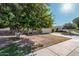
[32,48,57,56]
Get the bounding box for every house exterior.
[27,28,52,34]
[41,28,52,33]
[53,26,63,32]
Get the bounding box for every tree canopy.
[63,23,76,29]
[0,4,53,30]
[73,17,79,29]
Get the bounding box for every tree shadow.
[0,30,15,36]
[61,32,79,36]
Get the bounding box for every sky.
[49,3,79,26]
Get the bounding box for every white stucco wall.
[41,28,52,33]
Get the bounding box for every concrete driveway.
[27,33,79,56]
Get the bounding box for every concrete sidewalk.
[27,33,79,56]
[28,38,79,56]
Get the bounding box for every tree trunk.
[15,32,21,38]
[27,28,30,35]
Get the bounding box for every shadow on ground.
[0,30,15,36]
[61,32,79,36]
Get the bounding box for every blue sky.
[49,3,79,26]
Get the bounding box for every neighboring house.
[27,28,40,34]
[27,28,52,34]
[53,26,63,32]
[41,28,52,33]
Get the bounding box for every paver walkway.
[27,33,79,56]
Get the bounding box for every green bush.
[0,43,32,56]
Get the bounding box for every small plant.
[0,43,32,56]
[37,43,43,47]
[32,43,43,51]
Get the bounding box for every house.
[27,28,52,34]
[41,28,52,33]
[53,26,63,32]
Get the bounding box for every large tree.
[73,17,79,29]
[63,23,76,29]
[0,4,53,33]
[63,23,77,34]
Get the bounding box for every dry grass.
[28,34,71,48]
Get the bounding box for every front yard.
[27,34,71,51]
[0,37,34,56]
[0,33,70,56]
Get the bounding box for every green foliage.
[63,23,76,29]
[73,17,79,29]
[0,4,53,29]
[0,43,32,56]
